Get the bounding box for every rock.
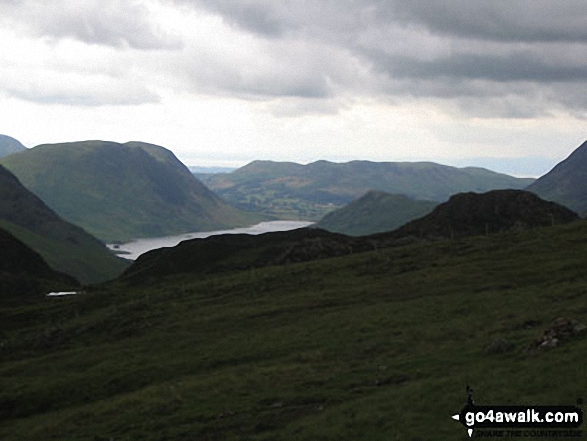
[528,317,585,352]
[485,338,515,354]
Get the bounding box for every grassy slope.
[0,165,128,284]
[526,140,587,214]
[0,141,265,242]
[0,226,78,301]
[1,221,586,440]
[204,160,535,221]
[0,220,128,285]
[315,190,439,236]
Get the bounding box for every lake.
[107,220,314,260]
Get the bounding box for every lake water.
[47,291,82,297]
[107,220,314,260]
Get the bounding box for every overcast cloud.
[1,0,586,175]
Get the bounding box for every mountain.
[202,160,535,220]
[526,140,587,215]
[0,226,78,300]
[0,135,26,158]
[0,165,128,284]
[315,190,438,236]
[0,140,266,242]
[384,189,579,240]
[3,211,587,439]
[122,190,574,284]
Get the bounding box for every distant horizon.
[2,1,586,186]
[8,134,559,179]
[183,155,556,179]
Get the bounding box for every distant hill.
[315,190,438,236]
[526,140,587,215]
[0,135,26,157]
[0,165,128,284]
[121,190,573,283]
[384,189,579,240]
[0,226,78,299]
[121,189,579,285]
[0,141,266,242]
[202,160,535,220]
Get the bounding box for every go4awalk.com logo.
[451,386,583,438]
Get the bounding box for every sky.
[1,0,586,177]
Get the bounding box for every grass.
[0,219,128,284]
[203,160,534,222]
[2,221,587,439]
[0,141,265,242]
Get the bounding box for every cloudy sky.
[1,0,586,176]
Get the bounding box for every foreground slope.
[315,190,438,236]
[0,165,128,284]
[0,141,265,242]
[1,218,586,439]
[526,140,587,214]
[0,135,26,158]
[201,159,535,220]
[121,228,367,283]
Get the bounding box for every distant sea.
[107,220,313,260]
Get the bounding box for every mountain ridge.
[201,159,535,220]
[0,135,26,158]
[0,140,266,242]
[0,165,128,284]
[526,140,587,215]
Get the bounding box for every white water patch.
[47,291,82,297]
[107,220,314,261]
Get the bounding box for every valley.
[4,3,587,440]
[1,218,586,440]
[198,160,534,221]
[1,136,587,440]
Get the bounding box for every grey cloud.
[170,0,364,38]
[6,77,161,107]
[173,1,587,43]
[372,51,587,83]
[7,89,159,106]
[191,0,287,37]
[1,0,182,50]
[266,97,349,118]
[8,0,587,119]
[380,1,587,43]
[170,34,358,101]
[172,1,587,120]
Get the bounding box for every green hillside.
[202,160,535,220]
[315,190,438,236]
[0,226,78,301]
[526,140,587,215]
[0,135,26,158]
[0,141,266,242]
[1,217,586,439]
[0,165,128,284]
